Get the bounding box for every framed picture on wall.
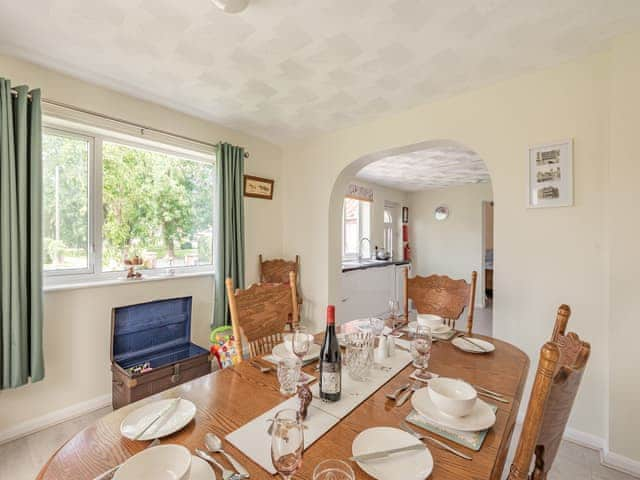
[527,139,573,208]
[244,175,274,200]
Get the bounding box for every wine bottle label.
[321,362,341,394]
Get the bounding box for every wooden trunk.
[110,296,211,409]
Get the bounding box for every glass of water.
[313,459,355,480]
[277,357,301,395]
[410,325,432,370]
[345,332,374,381]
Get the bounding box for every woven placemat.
[405,403,498,451]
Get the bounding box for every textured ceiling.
[1,0,639,143]
[357,145,490,191]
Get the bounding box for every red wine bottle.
[319,305,341,402]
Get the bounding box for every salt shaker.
[386,335,395,357]
[375,335,388,363]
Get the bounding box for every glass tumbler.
[345,332,374,381]
[277,357,302,395]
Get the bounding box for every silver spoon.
[195,448,240,480]
[205,433,250,478]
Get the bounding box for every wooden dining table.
[37,322,529,480]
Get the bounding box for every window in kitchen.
[42,120,215,285]
[383,208,394,259]
[342,197,370,260]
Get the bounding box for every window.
[342,197,370,259]
[42,120,215,285]
[383,208,393,258]
[43,129,92,273]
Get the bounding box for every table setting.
[37,303,527,480]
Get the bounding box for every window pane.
[102,142,214,271]
[42,132,90,270]
[360,201,371,258]
[343,198,359,256]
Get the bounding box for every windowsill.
[43,270,215,293]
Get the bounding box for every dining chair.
[403,268,478,334]
[226,271,299,361]
[259,254,303,329]
[506,304,591,480]
[259,254,300,284]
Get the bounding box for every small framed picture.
[402,206,409,224]
[244,175,274,200]
[527,139,573,208]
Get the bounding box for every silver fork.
[395,381,422,407]
[385,383,410,401]
[401,421,472,460]
[196,448,242,480]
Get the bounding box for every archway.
[327,139,494,333]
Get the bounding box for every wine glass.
[313,459,355,480]
[410,325,432,371]
[291,327,313,382]
[368,317,385,337]
[271,409,304,480]
[388,299,400,328]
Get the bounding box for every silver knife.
[134,397,181,440]
[349,444,424,462]
[458,336,489,352]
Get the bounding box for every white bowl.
[427,378,477,418]
[113,444,192,480]
[417,314,443,329]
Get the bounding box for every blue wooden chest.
[110,296,211,409]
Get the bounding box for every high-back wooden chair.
[507,305,591,480]
[403,268,478,334]
[259,254,300,284]
[226,271,299,361]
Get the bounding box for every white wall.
[408,183,492,301]
[607,31,640,462]
[0,55,284,438]
[282,47,612,453]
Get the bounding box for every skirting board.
[0,393,112,446]
[517,414,640,478]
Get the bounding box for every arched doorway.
[327,139,494,334]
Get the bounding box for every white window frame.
[383,207,394,259]
[342,198,371,261]
[43,115,216,288]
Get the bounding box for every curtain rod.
[9,88,249,158]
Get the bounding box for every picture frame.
[243,175,274,200]
[527,139,573,208]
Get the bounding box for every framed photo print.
[244,175,274,200]
[527,139,573,208]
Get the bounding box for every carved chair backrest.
[259,254,300,285]
[403,268,477,334]
[507,304,591,480]
[226,271,299,360]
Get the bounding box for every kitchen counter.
[341,259,410,272]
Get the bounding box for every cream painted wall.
[607,31,640,461]
[408,182,493,302]
[282,48,612,451]
[0,55,284,435]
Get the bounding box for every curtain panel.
[0,79,44,389]
[213,143,245,327]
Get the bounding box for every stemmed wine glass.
[271,409,304,480]
[388,299,401,329]
[291,327,313,382]
[410,325,433,371]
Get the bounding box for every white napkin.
[225,397,339,474]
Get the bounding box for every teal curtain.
[0,79,44,389]
[213,143,245,327]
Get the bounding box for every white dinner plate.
[411,388,497,432]
[452,337,496,354]
[120,398,197,441]
[271,342,321,362]
[352,427,433,480]
[407,321,452,335]
[190,455,215,480]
